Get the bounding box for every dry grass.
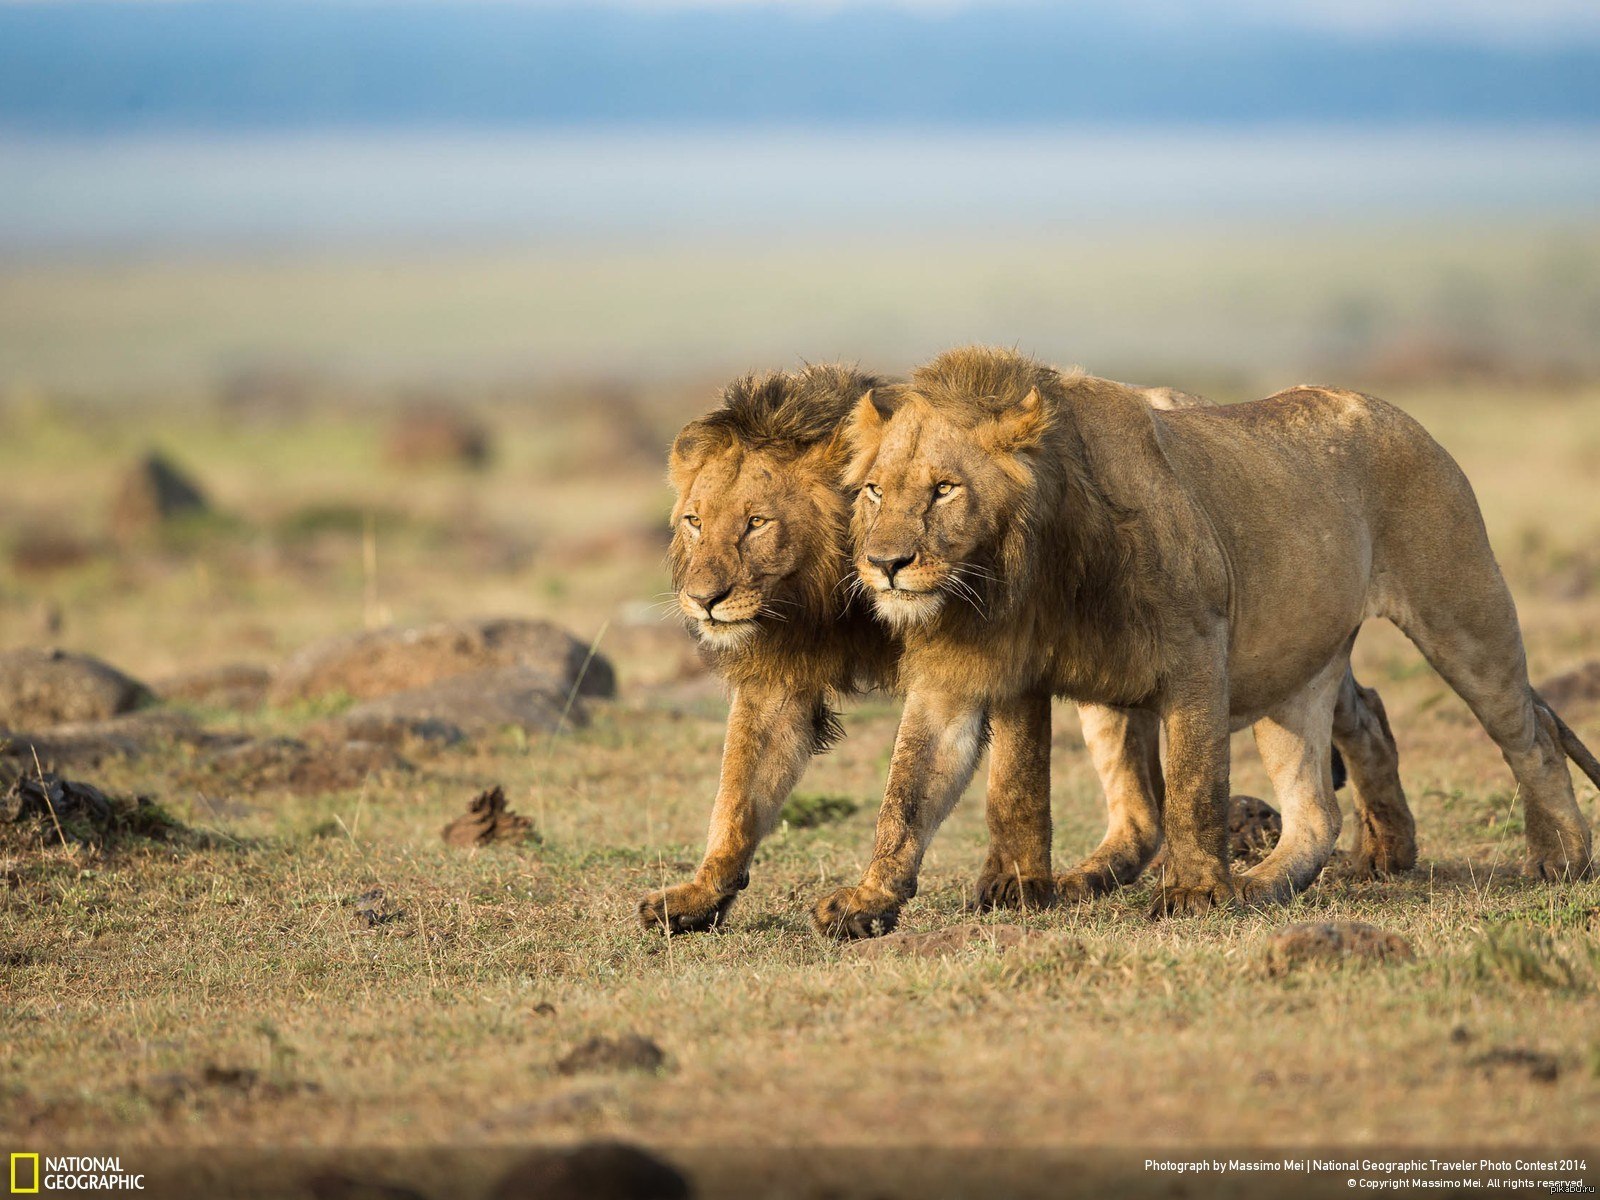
[2,377,1599,1196]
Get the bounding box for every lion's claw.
[973,870,1055,912]
[1147,875,1236,918]
[812,886,902,940]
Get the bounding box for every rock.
[1150,794,1282,872]
[153,664,271,711]
[1263,921,1415,975]
[490,1142,690,1200]
[0,648,153,728]
[306,1172,427,1200]
[556,1035,668,1076]
[9,526,97,576]
[441,786,539,848]
[845,922,1042,960]
[110,452,209,541]
[1536,661,1600,711]
[307,713,466,750]
[383,405,491,469]
[603,620,709,690]
[188,737,409,795]
[340,666,585,737]
[268,617,615,706]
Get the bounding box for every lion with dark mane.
[813,345,1597,938]
[643,363,1414,935]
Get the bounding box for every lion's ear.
[846,389,888,444]
[668,421,714,490]
[984,387,1050,454]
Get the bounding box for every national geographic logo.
[9,1155,144,1192]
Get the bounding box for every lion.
[641,364,1413,934]
[638,364,1056,932]
[815,345,1597,937]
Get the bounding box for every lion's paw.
[639,881,738,935]
[1350,834,1418,878]
[1233,871,1295,909]
[812,886,902,940]
[1147,874,1235,919]
[973,869,1055,912]
[1054,864,1122,904]
[1525,850,1593,882]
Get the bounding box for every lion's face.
[670,439,842,650]
[848,391,1043,631]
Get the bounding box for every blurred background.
[1,0,1598,677]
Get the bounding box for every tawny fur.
[818,346,1593,935]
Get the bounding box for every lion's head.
[668,365,879,650]
[845,347,1075,632]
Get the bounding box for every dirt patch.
[110,451,210,542]
[1151,795,1282,873]
[1536,661,1600,712]
[1467,1046,1560,1083]
[340,667,584,738]
[0,647,153,728]
[268,617,615,707]
[490,1142,690,1200]
[153,664,271,711]
[383,404,492,469]
[187,737,410,795]
[442,786,540,848]
[143,1065,320,1109]
[556,1035,668,1076]
[1263,921,1416,975]
[4,710,233,773]
[3,770,187,849]
[846,922,1045,960]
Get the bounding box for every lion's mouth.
[868,587,945,628]
[693,616,761,647]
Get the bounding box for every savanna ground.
[3,237,1600,1197]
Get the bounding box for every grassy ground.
[3,377,1600,1197]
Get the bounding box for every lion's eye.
[683,514,701,528]
[934,481,956,497]
[748,516,767,529]
[865,483,882,501]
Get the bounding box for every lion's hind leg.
[1333,668,1416,876]
[1395,598,1592,880]
[1236,658,1346,907]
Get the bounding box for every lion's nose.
[687,586,732,615]
[867,553,915,583]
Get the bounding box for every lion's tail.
[1533,690,1600,792]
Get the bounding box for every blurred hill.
[2,1,1598,133]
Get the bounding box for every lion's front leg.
[640,684,822,934]
[974,690,1055,911]
[814,691,988,939]
[1149,671,1236,918]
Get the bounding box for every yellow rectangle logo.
[10,1152,40,1194]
